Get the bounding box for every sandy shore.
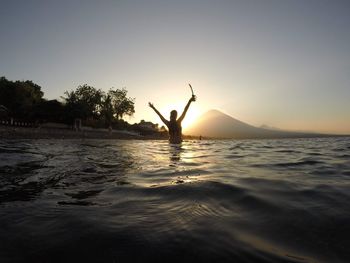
[0,126,168,140]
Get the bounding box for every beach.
[0,125,167,140]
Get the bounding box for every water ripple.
[0,137,350,262]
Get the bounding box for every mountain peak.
[185,109,323,139]
[205,109,224,115]
[198,109,238,121]
[203,109,229,117]
[185,109,257,138]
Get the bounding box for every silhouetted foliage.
[100,93,113,126]
[0,105,9,118]
[32,100,65,123]
[62,85,135,127]
[111,118,132,130]
[1,76,137,130]
[0,76,44,119]
[62,84,104,122]
[107,88,135,120]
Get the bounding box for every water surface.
[1,137,350,262]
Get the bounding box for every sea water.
[0,137,350,262]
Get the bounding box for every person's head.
[170,110,177,121]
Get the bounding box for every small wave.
[333,147,346,152]
[229,145,244,151]
[58,200,95,206]
[308,152,323,156]
[137,181,247,202]
[310,169,337,176]
[226,154,245,159]
[343,171,350,176]
[275,149,300,153]
[82,167,97,173]
[65,189,102,199]
[274,160,322,167]
[252,159,322,169]
[260,145,274,149]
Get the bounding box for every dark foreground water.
[1,138,350,263]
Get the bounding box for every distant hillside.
[259,124,281,131]
[185,109,329,139]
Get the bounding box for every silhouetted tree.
[62,85,134,127]
[0,76,44,119]
[62,84,103,122]
[107,88,135,120]
[100,93,113,126]
[32,99,65,122]
[1,76,137,129]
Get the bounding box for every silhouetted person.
[149,95,196,144]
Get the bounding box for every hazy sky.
[1,0,349,134]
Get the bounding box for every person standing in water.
[149,95,196,144]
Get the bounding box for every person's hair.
[170,110,177,121]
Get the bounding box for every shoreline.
[1,125,348,140]
[0,125,167,140]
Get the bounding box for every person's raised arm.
[149,102,169,126]
[178,95,196,123]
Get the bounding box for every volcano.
[184,109,326,139]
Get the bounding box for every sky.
[1,0,349,134]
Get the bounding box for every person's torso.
[167,120,182,144]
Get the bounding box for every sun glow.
[159,102,201,131]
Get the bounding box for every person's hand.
[190,95,196,102]
[148,102,154,108]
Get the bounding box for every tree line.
[0,76,135,129]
